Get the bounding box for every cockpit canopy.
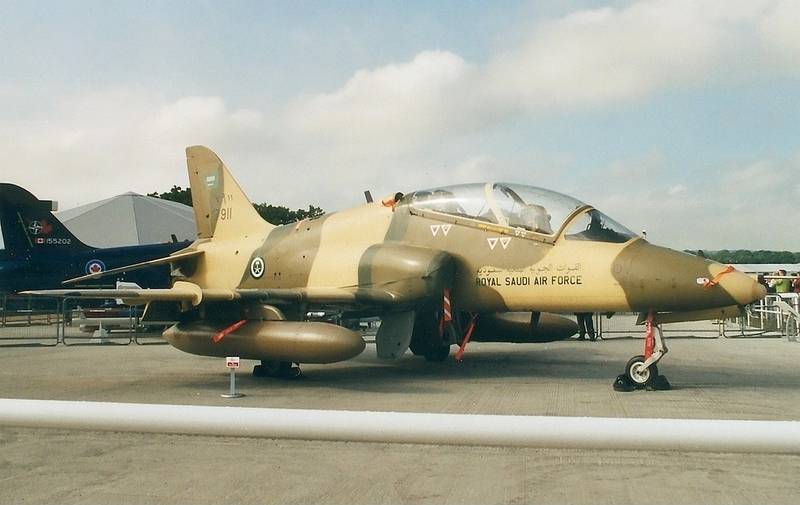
[401,182,636,244]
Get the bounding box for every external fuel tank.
[163,320,366,363]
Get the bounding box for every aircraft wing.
[62,249,204,285]
[21,281,204,306]
[21,283,399,307]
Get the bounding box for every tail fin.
[0,183,88,259]
[185,146,271,240]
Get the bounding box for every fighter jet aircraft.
[23,146,766,386]
[0,183,190,294]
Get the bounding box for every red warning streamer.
[704,265,735,289]
[212,319,247,344]
[454,313,479,362]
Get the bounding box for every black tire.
[424,344,451,362]
[255,360,301,379]
[625,355,658,386]
[410,310,446,359]
[409,340,426,356]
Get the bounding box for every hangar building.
[56,192,196,248]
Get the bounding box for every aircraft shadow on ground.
[162,346,800,394]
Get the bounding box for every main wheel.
[625,355,658,386]
[254,360,301,379]
[424,344,451,362]
[410,310,449,360]
[409,340,426,356]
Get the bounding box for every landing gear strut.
[253,360,302,379]
[614,311,671,391]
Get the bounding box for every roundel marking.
[85,259,106,275]
[250,257,265,279]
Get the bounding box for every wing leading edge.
[61,249,204,285]
[21,284,401,307]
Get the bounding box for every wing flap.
[235,287,397,304]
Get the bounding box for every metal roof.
[731,264,800,274]
[56,192,196,247]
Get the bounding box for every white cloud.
[0,91,266,208]
[724,159,791,193]
[607,151,665,179]
[281,0,799,153]
[285,50,477,151]
[757,0,800,69]
[485,1,724,110]
[668,184,687,196]
[593,154,800,250]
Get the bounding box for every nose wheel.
[614,311,671,391]
[625,355,658,386]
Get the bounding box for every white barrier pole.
[1,399,799,454]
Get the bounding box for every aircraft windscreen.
[564,209,637,243]
[406,183,585,235]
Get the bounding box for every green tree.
[149,186,324,225]
[147,185,192,206]
[685,249,800,264]
[252,203,324,225]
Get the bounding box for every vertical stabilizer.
[0,184,89,258]
[185,146,271,240]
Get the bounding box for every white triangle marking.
[500,237,511,249]
[441,224,452,236]
[430,225,440,237]
[487,237,498,250]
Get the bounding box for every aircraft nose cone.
[718,271,767,305]
[617,242,767,312]
[754,281,768,302]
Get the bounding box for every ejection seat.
[518,204,553,234]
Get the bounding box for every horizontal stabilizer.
[62,249,204,285]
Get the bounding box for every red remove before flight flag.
[212,320,247,344]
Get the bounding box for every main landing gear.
[253,360,302,379]
[613,311,671,392]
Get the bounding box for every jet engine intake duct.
[357,243,455,306]
[472,312,578,343]
[163,320,365,363]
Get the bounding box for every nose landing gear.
[625,355,659,387]
[614,311,671,391]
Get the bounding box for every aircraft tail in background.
[0,183,89,259]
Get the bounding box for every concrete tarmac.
[1,336,799,504]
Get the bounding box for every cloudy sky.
[1,0,798,250]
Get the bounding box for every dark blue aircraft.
[0,183,191,294]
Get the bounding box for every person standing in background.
[770,269,792,294]
[575,313,596,341]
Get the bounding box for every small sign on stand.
[221,356,245,399]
